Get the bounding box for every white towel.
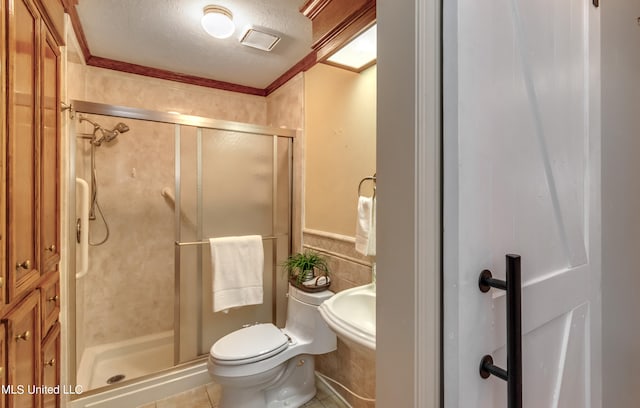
[355,196,376,256]
[210,235,264,313]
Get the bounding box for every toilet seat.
[211,323,289,366]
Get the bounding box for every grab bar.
[175,236,278,246]
[76,178,90,279]
[478,254,523,408]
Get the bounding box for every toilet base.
[217,354,317,408]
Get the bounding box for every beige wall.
[301,63,377,406]
[68,62,268,356]
[304,64,376,237]
[69,63,267,125]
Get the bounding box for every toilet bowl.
[208,285,336,408]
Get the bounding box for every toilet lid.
[210,323,289,365]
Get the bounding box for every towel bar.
[357,173,377,198]
[175,236,278,246]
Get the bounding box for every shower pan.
[67,101,296,407]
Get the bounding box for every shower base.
[77,330,174,391]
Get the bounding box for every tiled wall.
[303,230,376,408]
[69,62,269,354]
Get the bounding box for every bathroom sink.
[318,283,375,354]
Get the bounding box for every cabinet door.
[6,291,41,408]
[0,0,7,309]
[39,273,59,338]
[0,323,6,408]
[41,323,59,408]
[7,0,41,302]
[40,29,60,275]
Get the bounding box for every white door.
[443,0,601,406]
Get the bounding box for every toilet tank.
[285,285,336,354]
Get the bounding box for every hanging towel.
[366,196,376,256]
[355,196,376,256]
[210,235,264,313]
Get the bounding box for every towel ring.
[358,173,376,198]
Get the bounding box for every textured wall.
[304,64,377,237]
[71,64,268,124]
[266,72,304,130]
[69,63,268,351]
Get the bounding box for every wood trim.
[299,0,332,20]
[66,2,91,62]
[66,1,316,97]
[86,56,267,96]
[314,4,376,61]
[33,0,65,45]
[64,1,373,98]
[265,51,317,95]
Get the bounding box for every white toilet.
[207,285,336,408]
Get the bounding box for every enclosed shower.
[68,101,294,404]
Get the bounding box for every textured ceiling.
[75,0,312,89]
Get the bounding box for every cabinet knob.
[15,330,30,342]
[45,358,56,367]
[47,294,59,303]
[16,260,31,270]
[45,244,56,252]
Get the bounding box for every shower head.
[101,123,130,143]
[113,122,130,134]
[79,117,130,146]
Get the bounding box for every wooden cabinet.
[41,324,60,408]
[6,0,41,304]
[0,323,6,408]
[2,0,63,406]
[39,274,59,339]
[40,29,61,276]
[6,292,41,408]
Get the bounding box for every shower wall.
[75,116,175,353]
[69,62,270,360]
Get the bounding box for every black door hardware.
[478,254,522,408]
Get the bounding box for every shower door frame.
[66,100,299,396]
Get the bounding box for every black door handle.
[478,254,523,408]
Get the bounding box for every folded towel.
[355,196,376,256]
[210,235,264,313]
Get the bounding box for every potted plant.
[282,251,330,286]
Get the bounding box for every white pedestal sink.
[318,283,376,355]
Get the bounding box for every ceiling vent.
[240,28,281,51]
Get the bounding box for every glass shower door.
[176,126,292,362]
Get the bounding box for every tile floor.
[136,378,350,408]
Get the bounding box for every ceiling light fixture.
[201,5,235,39]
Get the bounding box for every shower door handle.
[478,254,522,408]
